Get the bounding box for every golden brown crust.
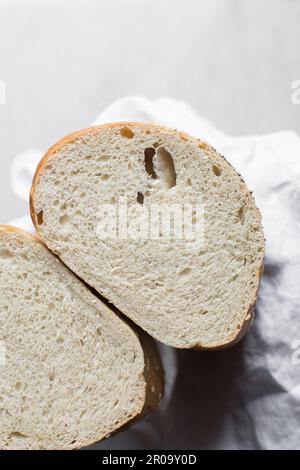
[83,329,164,450]
[30,122,265,351]
[73,332,164,450]
[0,224,41,243]
[0,224,164,450]
[30,122,207,226]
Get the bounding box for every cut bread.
[0,225,163,450]
[30,122,265,349]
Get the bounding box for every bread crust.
[30,122,265,351]
[0,224,164,450]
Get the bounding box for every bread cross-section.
[30,122,265,349]
[0,225,163,450]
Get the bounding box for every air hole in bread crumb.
[97,155,109,162]
[156,147,177,189]
[48,371,55,382]
[153,142,160,148]
[37,210,44,225]
[144,148,157,179]
[0,249,13,259]
[100,173,111,181]
[200,310,208,315]
[9,432,28,439]
[59,214,69,225]
[15,382,22,391]
[120,127,134,139]
[238,206,245,225]
[186,178,192,187]
[212,165,221,176]
[137,192,144,204]
[179,267,191,276]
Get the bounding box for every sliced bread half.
[30,123,265,349]
[0,225,163,450]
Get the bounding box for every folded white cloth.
[9,96,300,449]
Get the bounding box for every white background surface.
[0,0,300,450]
[0,0,300,223]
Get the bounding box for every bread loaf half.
[30,123,265,349]
[0,225,163,450]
